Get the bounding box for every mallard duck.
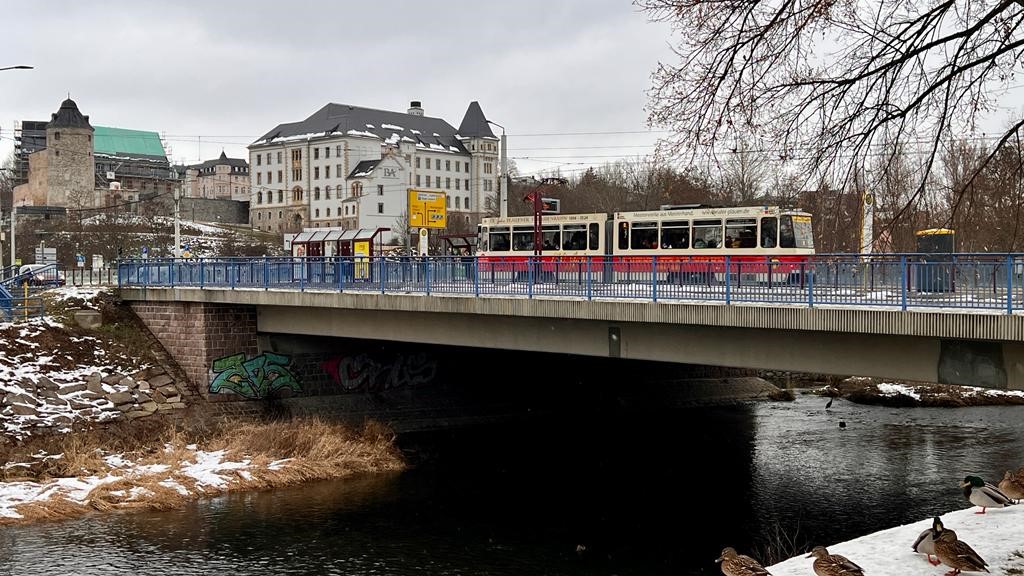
[912,517,943,565]
[932,520,989,575]
[716,547,771,576]
[961,475,1015,514]
[805,545,864,576]
[997,471,1024,503]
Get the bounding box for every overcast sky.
[0,1,672,177]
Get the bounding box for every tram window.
[630,221,659,250]
[589,223,600,251]
[760,217,778,248]
[660,220,689,249]
[512,226,535,252]
[489,226,511,252]
[725,218,758,249]
[618,222,629,250]
[479,227,489,252]
[780,215,814,248]
[542,226,561,251]
[692,219,722,249]
[562,224,588,250]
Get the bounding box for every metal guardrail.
[116,254,1024,314]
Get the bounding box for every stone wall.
[131,301,258,396]
[140,194,250,224]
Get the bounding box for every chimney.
[408,101,424,116]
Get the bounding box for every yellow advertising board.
[354,240,370,280]
[408,189,447,229]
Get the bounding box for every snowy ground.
[768,504,1023,575]
[0,445,288,521]
[875,381,1024,401]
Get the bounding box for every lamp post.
[0,65,33,72]
[486,120,508,218]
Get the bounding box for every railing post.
[263,257,269,289]
[586,256,593,301]
[724,256,731,305]
[299,258,305,292]
[900,255,908,311]
[807,260,814,307]
[424,257,431,295]
[230,259,236,290]
[199,258,205,288]
[651,256,658,302]
[527,257,534,299]
[473,258,480,297]
[1007,254,1014,314]
[169,258,175,287]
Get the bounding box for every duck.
[716,547,771,576]
[912,517,943,566]
[931,519,989,575]
[805,545,865,576]
[997,471,1024,503]
[961,475,1015,514]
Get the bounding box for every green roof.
[93,126,167,160]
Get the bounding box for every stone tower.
[45,98,94,207]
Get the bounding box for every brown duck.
[805,546,865,576]
[716,547,771,576]
[932,518,989,575]
[997,471,1024,503]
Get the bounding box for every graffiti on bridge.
[320,352,437,392]
[210,352,301,399]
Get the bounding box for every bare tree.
[638,0,1024,234]
[720,138,770,203]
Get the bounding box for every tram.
[477,205,814,284]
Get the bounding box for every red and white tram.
[477,205,814,284]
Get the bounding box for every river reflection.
[1,396,1021,576]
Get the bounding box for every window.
[54,132,61,141]
[416,157,421,169]
[314,167,320,179]
[344,205,350,216]
[291,149,302,162]
[464,162,469,172]
[336,145,342,157]
[315,208,320,218]
[455,179,460,190]
[293,168,303,181]
[484,162,493,174]
[278,191,283,203]
[660,220,690,249]
[314,187,321,200]
[257,191,264,204]
[327,207,331,216]
[780,215,814,248]
[589,223,600,251]
[336,164,342,176]
[618,222,629,250]
[630,221,659,250]
[257,173,262,185]
[279,210,283,218]
[325,186,331,199]
[445,160,451,171]
[426,176,432,187]
[445,177,451,189]
[256,155,262,166]
[416,175,421,186]
[314,148,320,160]
[725,218,758,249]
[446,196,450,208]
[455,196,461,209]
[464,197,470,210]
[277,152,282,163]
[693,219,723,249]
[292,187,304,202]
[377,202,384,214]
[465,179,469,190]
[351,182,362,197]
[377,184,384,196]
[484,180,492,192]
[267,171,272,184]
[435,159,441,170]
[488,227,510,251]
[278,170,283,183]
[455,162,460,173]
[325,165,330,178]
[562,224,587,250]
[512,226,534,252]
[325,147,330,159]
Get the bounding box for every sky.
[0,1,673,178]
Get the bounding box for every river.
[2,395,1022,575]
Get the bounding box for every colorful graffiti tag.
[320,352,437,392]
[210,352,301,399]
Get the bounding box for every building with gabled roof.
[248,100,500,240]
[183,151,250,200]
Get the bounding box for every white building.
[247,100,500,242]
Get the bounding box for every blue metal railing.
[116,254,1024,314]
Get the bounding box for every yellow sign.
[354,240,370,280]
[408,189,447,229]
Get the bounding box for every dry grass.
[0,417,404,526]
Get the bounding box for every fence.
[117,254,1024,314]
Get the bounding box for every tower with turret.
[44,98,95,207]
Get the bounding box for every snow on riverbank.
[769,504,1023,575]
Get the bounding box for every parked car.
[18,264,65,287]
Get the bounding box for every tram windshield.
[779,215,814,249]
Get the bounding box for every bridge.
[118,255,1024,394]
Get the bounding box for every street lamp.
[0,65,33,72]
[486,119,508,218]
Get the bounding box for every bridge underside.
[123,288,1024,390]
